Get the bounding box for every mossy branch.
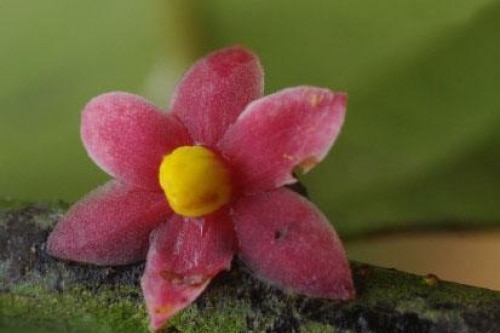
[1,204,499,333]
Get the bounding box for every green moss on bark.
[2,285,147,333]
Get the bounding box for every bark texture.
[1,203,499,333]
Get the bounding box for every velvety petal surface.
[47,180,171,266]
[141,210,235,331]
[81,92,191,190]
[220,87,346,193]
[170,46,264,146]
[232,188,355,300]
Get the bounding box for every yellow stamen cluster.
[159,146,232,217]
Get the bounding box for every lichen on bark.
[1,203,499,333]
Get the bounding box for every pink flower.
[47,46,355,331]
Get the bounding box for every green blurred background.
[1,1,499,287]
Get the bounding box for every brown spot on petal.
[160,270,182,283]
[160,270,209,287]
[310,93,324,108]
[298,156,319,173]
[183,275,209,287]
[154,304,173,314]
[274,230,286,240]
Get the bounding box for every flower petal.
[170,46,264,146]
[141,210,235,331]
[47,180,171,266]
[220,87,346,193]
[232,188,355,300]
[81,92,191,190]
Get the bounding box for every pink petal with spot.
[220,87,346,193]
[47,180,171,266]
[81,92,191,190]
[141,262,210,332]
[141,210,235,330]
[233,188,355,300]
[170,46,264,146]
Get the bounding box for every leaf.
[0,1,168,201]
[192,0,500,235]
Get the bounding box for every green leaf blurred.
[0,0,168,201]
[1,0,499,236]
[195,0,500,235]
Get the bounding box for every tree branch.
[1,203,499,333]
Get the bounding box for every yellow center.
[159,146,232,217]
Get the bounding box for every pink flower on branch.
[47,46,354,331]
